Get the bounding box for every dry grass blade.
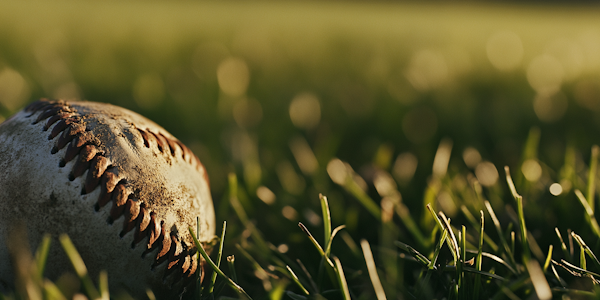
[287,265,310,296]
[554,259,600,284]
[526,260,552,300]
[360,240,387,300]
[504,166,521,200]
[571,232,600,269]
[555,228,571,261]
[574,189,600,239]
[439,212,460,261]
[298,223,325,257]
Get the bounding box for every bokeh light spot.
[374,171,397,198]
[289,92,321,130]
[282,206,298,221]
[289,136,318,175]
[405,49,448,90]
[303,209,322,227]
[327,158,347,185]
[217,57,250,97]
[522,159,542,182]
[475,161,499,187]
[277,244,289,253]
[549,183,563,196]
[393,152,418,184]
[256,186,276,205]
[0,68,30,111]
[486,31,524,71]
[527,54,564,94]
[463,147,482,169]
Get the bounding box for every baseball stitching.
[24,99,206,287]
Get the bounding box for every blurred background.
[2,0,600,297]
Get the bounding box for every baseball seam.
[24,99,203,288]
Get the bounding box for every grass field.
[2,1,600,299]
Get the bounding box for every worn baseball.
[0,99,216,298]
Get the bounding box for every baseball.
[0,99,216,298]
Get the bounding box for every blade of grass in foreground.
[287,265,310,296]
[42,279,68,300]
[58,234,101,300]
[361,239,387,300]
[571,232,600,269]
[34,234,51,279]
[188,227,252,300]
[526,260,552,300]
[473,211,484,299]
[320,194,332,253]
[484,201,518,271]
[505,166,530,262]
[555,228,572,261]
[587,145,599,212]
[333,257,351,300]
[208,221,227,294]
[461,205,498,252]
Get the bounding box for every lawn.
[2,1,600,299]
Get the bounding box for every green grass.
[3,0,600,299]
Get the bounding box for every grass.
[7,145,600,299]
[3,0,600,299]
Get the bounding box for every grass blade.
[473,210,484,299]
[209,221,227,293]
[396,202,429,248]
[325,225,346,257]
[361,240,387,300]
[320,194,332,252]
[526,260,552,300]
[571,232,600,269]
[587,145,599,212]
[42,279,68,300]
[574,189,600,239]
[504,166,530,262]
[333,256,351,300]
[227,256,238,283]
[287,265,310,296]
[98,271,109,300]
[543,245,553,273]
[34,234,51,279]
[298,222,325,257]
[484,200,518,270]
[58,234,100,300]
[188,227,252,299]
[461,205,498,252]
[555,228,572,261]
